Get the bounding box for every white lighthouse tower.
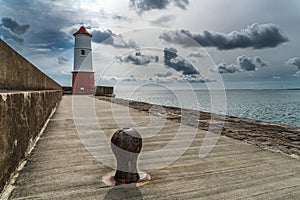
[72,26,94,94]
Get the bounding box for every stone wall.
[95,86,114,97]
[0,91,62,192]
[0,39,61,90]
[0,39,63,192]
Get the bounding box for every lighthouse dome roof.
[73,26,92,37]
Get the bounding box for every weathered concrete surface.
[98,97,300,157]
[0,91,62,193]
[0,39,61,91]
[4,96,299,199]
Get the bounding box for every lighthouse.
[72,26,94,94]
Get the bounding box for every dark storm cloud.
[117,51,159,65]
[1,17,30,35]
[160,30,196,47]
[0,27,24,45]
[160,23,288,50]
[287,57,300,69]
[164,47,199,75]
[92,29,138,49]
[0,17,30,45]
[213,56,268,74]
[28,30,73,51]
[1,0,72,30]
[237,56,257,71]
[129,0,189,14]
[0,2,75,52]
[92,29,115,43]
[173,0,189,9]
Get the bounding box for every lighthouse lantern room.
[72,26,94,94]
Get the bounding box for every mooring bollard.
[111,128,142,185]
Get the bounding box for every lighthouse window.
[81,50,85,56]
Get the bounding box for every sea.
[114,88,300,127]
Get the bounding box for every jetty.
[1,38,299,199]
[1,95,299,199]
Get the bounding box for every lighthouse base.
[72,72,95,95]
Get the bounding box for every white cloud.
[154,71,173,77]
[287,57,300,69]
[117,51,159,65]
[293,71,300,77]
[212,56,269,74]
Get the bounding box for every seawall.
[0,39,62,192]
[0,40,61,91]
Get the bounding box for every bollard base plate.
[102,171,151,186]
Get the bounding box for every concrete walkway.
[7,96,300,199]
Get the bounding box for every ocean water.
[115,88,300,127]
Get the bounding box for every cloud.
[187,52,205,58]
[254,56,268,67]
[237,55,257,71]
[27,30,73,52]
[95,75,118,82]
[0,17,30,45]
[97,73,211,84]
[1,17,30,35]
[164,48,199,75]
[287,57,300,69]
[112,15,130,21]
[117,51,159,65]
[150,74,213,84]
[129,0,189,14]
[0,27,24,45]
[149,77,174,84]
[58,56,69,65]
[110,35,138,49]
[179,75,214,83]
[92,29,114,43]
[92,29,138,49]
[293,71,300,77]
[120,74,139,82]
[160,23,288,50]
[212,56,268,74]
[151,15,175,26]
[287,57,300,78]
[160,30,196,47]
[213,62,241,74]
[154,71,173,77]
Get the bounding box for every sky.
[0,0,300,89]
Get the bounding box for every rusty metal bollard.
[111,128,142,185]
